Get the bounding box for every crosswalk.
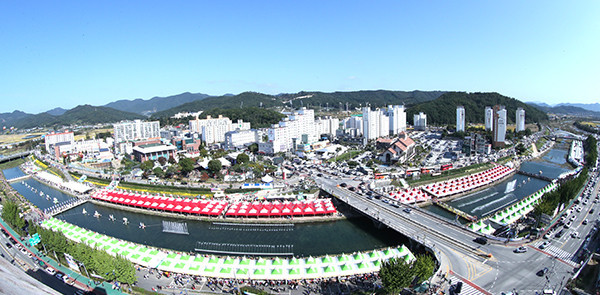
[531,242,577,264]
[448,275,486,295]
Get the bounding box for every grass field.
[0,132,44,145]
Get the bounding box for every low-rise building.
[379,132,416,164]
[132,143,177,162]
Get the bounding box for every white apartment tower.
[493,105,507,147]
[362,107,380,140]
[413,112,427,131]
[261,107,317,153]
[485,106,493,131]
[189,115,251,144]
[113,120,160,144]
[456,106,466,132]
[516,108,526,132]
[388,105,407,135]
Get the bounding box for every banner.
[64,253,79,272]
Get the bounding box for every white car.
[45,267,56,275]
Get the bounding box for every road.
[316,171,600,294]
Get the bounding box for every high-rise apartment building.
[413,112,427,131]
[456,106,465,132]
[362,105,407,140]
[259,108,316,154]
[113,120,160,144]
[516,108,526,132]
[485,106,493,131]
[492,105,507,148]
[189,115,250,144]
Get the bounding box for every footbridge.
[0,151,32,164]
[43,196,90,217]
[516,170,554,182]
[6,174,32,183]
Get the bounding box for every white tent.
[261,175,274,183]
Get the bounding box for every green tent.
[289,257,300,265]
[305,257,316,264]
[272,258,283,265]
[236,268,248,275]
[373,260,381,267]
[368,252,379,259]
[239,258,251,265]
[323,266,336,273]
[255,258,267,266]
[338,255,350,262]
[220,267,232,274]
[271,268,283,275]
[253,268,265,275]
[341,264,352,271]
[383,249,392,256]
[208,256,219,264]
[289,268,301,275]
[356,262,368,269]
[353,253,363,261]
[306,267,318,274]
[194,256,204,262]
[321,256,334,263]
[224,257,235,265]
[204,266,215,272]
[403,255,412,262]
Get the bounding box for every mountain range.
[1,90,597,130]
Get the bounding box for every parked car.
[514,246,527,253]
[45,267,56,275]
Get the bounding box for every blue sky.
[1,1,599,113]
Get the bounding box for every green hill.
[199,107,285,129]
[153,90,445,119]
[278,90,445,109]
[13,105,145,129]
[407,92,548,125]
[151,92,283,119]
[104,92,210,115]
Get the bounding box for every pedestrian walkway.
[447,271,491,295]
[531,242,577,266]
[0,217,124,294]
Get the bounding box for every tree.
[153,167,165,178]
[208,159,223,175]
[379,257,413,294]
[179,158,195,175]
[157,156,167,166]
[412,254,436,285]
[200,171,210,182]
[168,155,177,164]
[140,160,154,171]
[236,153,250,164]
[248,143,258,154]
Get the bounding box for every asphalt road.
[316,171,600,295]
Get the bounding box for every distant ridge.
[10,105,145,129]
[407,92,548,125]
[527,102,600,118]
[151,90,446,119]
[104,92,211,116]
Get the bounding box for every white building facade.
[456,106,465,132]
[413,112,427,131]
[189,115,251,144]
[516,108,526,132]
[260,108,317,154]
[493,105,507,147]
[113,120,160,144]
[224,130,260,150]
[484,106,494,131]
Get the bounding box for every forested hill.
[152,90,446,119]
[277,90,446,109]
[406,92,548,125]
[11,105,145,129]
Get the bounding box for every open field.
[0,132,44,145]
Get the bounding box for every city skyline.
[1,1,599,113]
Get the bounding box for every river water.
[5,166,406,257]
[424,140,573,221]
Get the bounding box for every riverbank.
[89,199,347,224]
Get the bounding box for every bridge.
[6,174,32,183]
[316,178,486,256]
[516,170,554,182]
[0,151,32,164]
[43,196,90,217]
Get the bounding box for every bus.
[441,164,453,171]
